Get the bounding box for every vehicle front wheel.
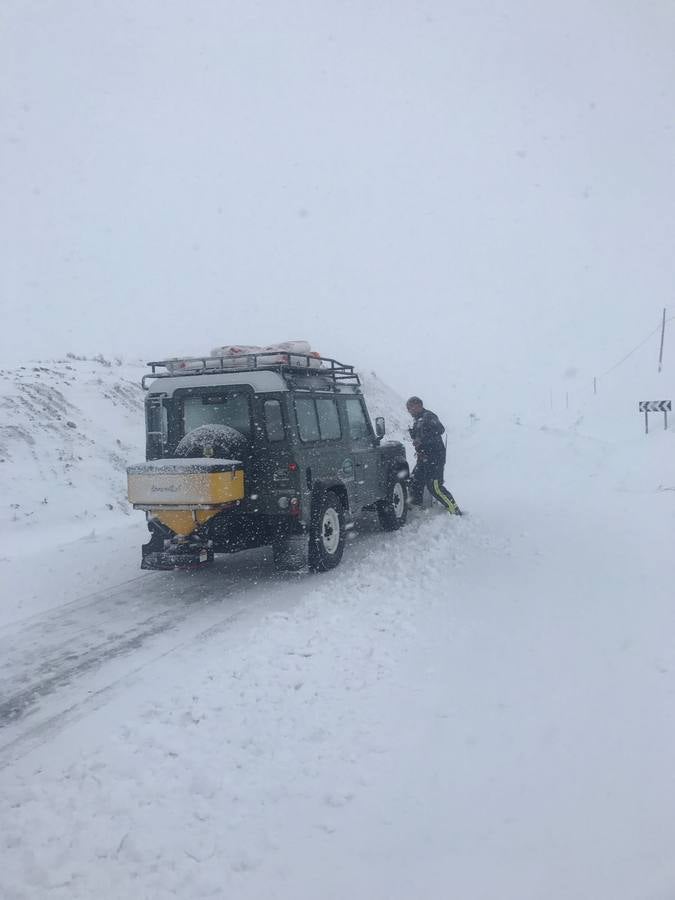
[309,490,346,572]
[376,478,408,531]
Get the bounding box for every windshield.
[182,392,251,436]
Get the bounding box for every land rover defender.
[126,350,409,572]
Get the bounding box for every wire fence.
[549,309,672,413]
[600,315,675,379]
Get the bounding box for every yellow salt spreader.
[127,458,245,568]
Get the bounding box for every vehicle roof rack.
[142,352,361,390]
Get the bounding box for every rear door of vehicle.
[172,384,255,499]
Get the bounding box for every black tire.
[376,477,408,531]
[308,490,346,572]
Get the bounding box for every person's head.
[406,396,424,417]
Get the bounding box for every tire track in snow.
[0,551,306,767]
[0,512,478,769]
[0,598,260,770]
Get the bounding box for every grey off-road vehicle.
[126,352,410,572]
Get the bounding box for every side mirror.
[375,416,386,438]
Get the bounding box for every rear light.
[288,463,298,472]
[289,497,300,517]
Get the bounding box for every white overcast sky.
[2,0,674,407]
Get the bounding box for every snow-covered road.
[2,417,675,899]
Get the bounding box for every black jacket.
[409,408,446,465]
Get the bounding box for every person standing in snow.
[406,396,462,515]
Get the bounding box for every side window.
[345,398,370,441]
[315,398,341,440]
[295,396,320,442]
[264,399,285,442]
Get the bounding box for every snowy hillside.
[0,356,145,548]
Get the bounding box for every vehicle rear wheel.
[309,490,346,572]
[377,478,408,531]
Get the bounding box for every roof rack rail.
[141,352,361,390]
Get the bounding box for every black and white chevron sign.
[639,400,671,413]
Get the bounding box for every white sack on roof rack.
[163,347,266,374]
[263,341,322,368]
[207,345,264,369]
[209,340,322,369]
[163,357,228,374]
[162,342,323,374]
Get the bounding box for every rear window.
[183,393,251,435]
